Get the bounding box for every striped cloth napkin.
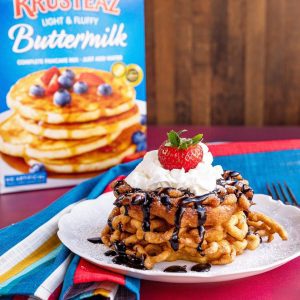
[0,139,299,300]
[0,160,141,300]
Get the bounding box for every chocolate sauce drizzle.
[169,193,211,252]
[107,218,114,231]
[112,171,253,258]
[226,171,240,178]
[160,194,172,210]
[172,192,214,252]
[195,205,206,252]
[170,206,186,251]
[114,180,125,195]
[141,195,153,231]
[235,181,253,194]
[123,205,129,216]
[114,185,214,253]
[216,175,254,201]
[130,193,153,231]
[158,188,181,211]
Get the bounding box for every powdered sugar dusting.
[58,193,300,282]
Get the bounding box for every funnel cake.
[101,172,287,270]
[100,131,288,270]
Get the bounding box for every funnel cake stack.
[0,67,144,173]
[101,171,288,270]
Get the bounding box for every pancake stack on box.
[0,67,145,174]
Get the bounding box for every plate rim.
[57,192,300,281]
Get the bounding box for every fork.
[266,182,299,207]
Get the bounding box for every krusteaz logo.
[13,0,121,19]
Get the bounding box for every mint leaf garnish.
[166,130,203,149]
[191,134,203,145]
[177,129,187,136]
[167,130,180,147]
[179,141,190,149]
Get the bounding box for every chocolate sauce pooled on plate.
[113,241,127,254]
[112,255,146,270]
[104,250,117,256]
[164,265,187,273]
[111,241,146,269]
[87,237,103,244]
[191,263,211,272]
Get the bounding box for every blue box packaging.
[0,0,146,193]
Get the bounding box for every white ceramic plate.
[58,193,300,283]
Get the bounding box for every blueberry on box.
[73,81,88,94]
[29,163,46,174]
[140,114,146,125]
[53,89,71,107]
[132,131,146,145]
[98,83,112,96]
[29,84,45,97]
[58,75,73,89]
[63,69,75,80]
[136,141,147,152]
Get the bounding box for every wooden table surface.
[1,125,299,300]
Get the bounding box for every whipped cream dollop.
[126,143,223,195]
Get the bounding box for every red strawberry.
[158,130,204,172]
[45,74,59,95]
[41,67,60,86]
[77,72,104,86]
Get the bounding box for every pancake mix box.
[0,0,146,194]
